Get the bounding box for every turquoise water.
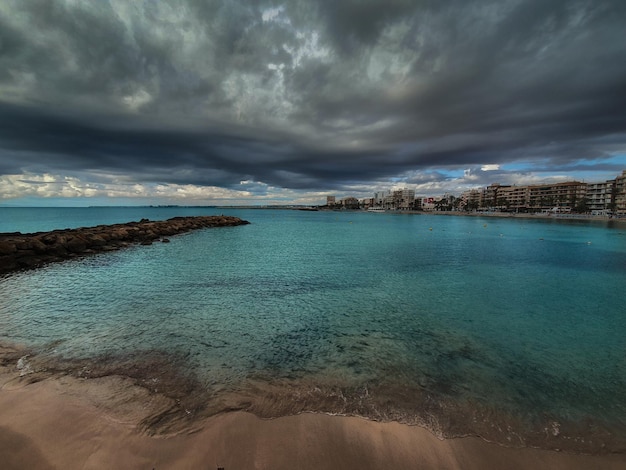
[1,207,625,450]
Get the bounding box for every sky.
[1,0,625,207]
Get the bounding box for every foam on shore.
[1,347,625,469]
[1,343,625,459]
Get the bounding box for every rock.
[85,234,107,247]
[41,234,60,245]
[0,256,18,272]
[0,216,250,275]
[47,244,68,257]
[65,236,88,253]
[29,238,48,253]
[17,256,41,269]
[0,241,17,255]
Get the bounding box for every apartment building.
[615,170,626,215]
[500,186,529,211]
[481,183,510,208]
[527,181,587,212]
[361,197,375,209]
[380,193,394,210]
[340,197,360,209]
[461,180,607,213]
[373,191,389,207]
[586,181,613,214]
[393,189,416,210]
[370,189,416,210]
[459,189,482,210]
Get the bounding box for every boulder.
[64,236,88,254]
[29,238,48,253]
[0,256,18,272]
[86,234,107,247]
[0,241,17,255]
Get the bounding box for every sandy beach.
[1,346,623,470]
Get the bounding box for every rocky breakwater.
[0,216,250,275]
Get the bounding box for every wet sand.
[1,347,624,469]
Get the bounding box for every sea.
[1,206,625,452]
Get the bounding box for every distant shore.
[318,207,626,223]
[420,210,626,223]
[244,204,626,223]
[0,343,624,470]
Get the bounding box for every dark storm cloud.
[0,0,625,195]
[314,0,417,54]
[0,101,400,190]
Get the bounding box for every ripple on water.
[1,210,625,452]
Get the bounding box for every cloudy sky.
[1,0,625,206]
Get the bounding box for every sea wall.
[0,215,249,275]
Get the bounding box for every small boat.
[367,208,386,212]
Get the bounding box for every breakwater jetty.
[0,215,249,275]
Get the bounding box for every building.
[421,197,436,211]
[615,170,626,215]
[326,196,336,206]
[373,191,389,208]
[340,197,360,209]
[461,181,591,213]
[361,197,375,209]
[586,181,613,215]
[393,189,416,210]
[459,189,481,211]
[382,193,396,210]
[482,184,511,209]
[363,170,625,216]
[372,189,416,210]
[503,186,530,212]
[527,181,587,213]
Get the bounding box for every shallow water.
[1,207,625,451]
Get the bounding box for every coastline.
[422,210,626,223]
[331,208,626,223]
[1,344,624,469]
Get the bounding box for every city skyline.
[328,169,625,213]
[1,0,625,207]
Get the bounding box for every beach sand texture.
[1,360,623,470]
